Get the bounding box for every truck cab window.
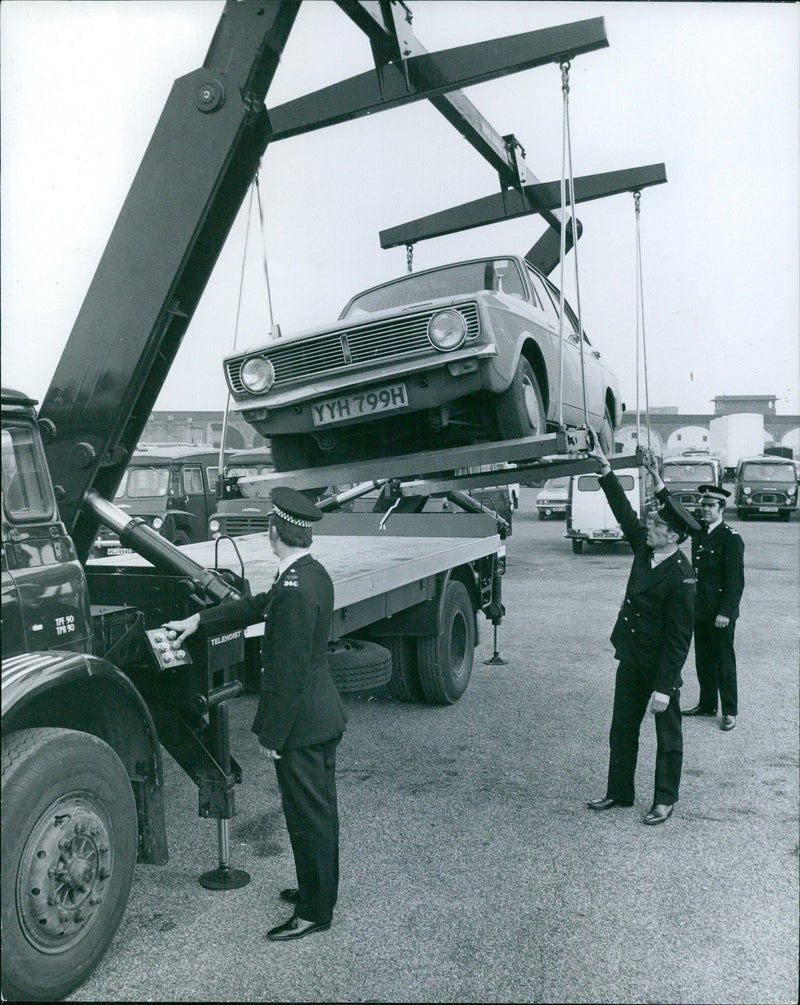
[1,425,54,521]
[183,467,204,494]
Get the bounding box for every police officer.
[166,487,347,940]
[587,441,698,825]
[648,472,745,731]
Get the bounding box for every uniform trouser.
[274,735,341,924]
[606,660,683,806]
[693,619,738,716]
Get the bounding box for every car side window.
[183,466,204,495]
[525,268,560,327]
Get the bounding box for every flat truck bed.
[88,511,502,638]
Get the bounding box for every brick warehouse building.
[143,395,799,458]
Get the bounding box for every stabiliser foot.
[199,865,251,890]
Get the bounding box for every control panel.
[146,627,193,669]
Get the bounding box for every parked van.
[208,445,276,538]
[735,455,797,521]
[660,454,722,516]
[566,467,652,554]
[91,444,229,556]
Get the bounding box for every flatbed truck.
[1,2,662,1000]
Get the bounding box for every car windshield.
[118,466,170,498]
[543,478,570,490]
[740,463,795,483]
[663,463,715,483]
[340,258,525,318]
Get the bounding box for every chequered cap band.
[272,504,313,528]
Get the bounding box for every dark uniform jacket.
[656,488,745,624]
[600,471,696,695]
[198,554,347,751]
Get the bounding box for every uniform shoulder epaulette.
[282,574,300,588]
[728,526,740,535]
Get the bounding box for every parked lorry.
[1,3,665,999]
[709,413,765,479]
[660,453,723,516]
[91,444,230,557]
[208,444,276,539]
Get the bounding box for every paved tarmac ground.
[69,490,799,1004]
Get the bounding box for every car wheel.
[598,407,615,454]
[572,538,584,554]
[270,433,319,472]
[494,358,546,440]
[1,728,137,1003]
[537,510,546,521]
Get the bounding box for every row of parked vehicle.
[533,449,798,555]
[90,442,797,560]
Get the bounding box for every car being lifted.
[224,256,622,471]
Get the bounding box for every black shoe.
[587,797,633,811]
[267,914,331,942]
[279,888,300,904]
[681,705,717,716]
[643,803,674,825]
[720,715,737,731]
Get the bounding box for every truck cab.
[735,455,797,521]
[92,445,228,556]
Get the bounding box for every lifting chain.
[556,59,590,432]
[633,189,653,452]
[406,243,414,274]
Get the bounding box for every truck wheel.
[417,580,475,705]
[494,358,546,440]
[385,637,423,703]
[326,639,392,693]
[1,728,137,1003]
[572,538,584,554]
[171,529,191,547]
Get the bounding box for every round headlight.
[743,486,751,495]
[240,357,275,393]
[152,516,163,530]
[209,519,221,533]
[427,310,467,351]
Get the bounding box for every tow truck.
[1,2,664,999]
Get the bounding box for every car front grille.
[226,302,480,393]
[750,491,789,505]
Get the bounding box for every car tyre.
[171,529,191,547]
[271,433,321,472]
[572,538,584,554]
[494,358,546,440]
[1,728,137,1003]
[598,407,615,454]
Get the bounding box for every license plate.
[592,530,620,539]
[106,547,133,556]
[311,384,408,426]
[758,506,778,513]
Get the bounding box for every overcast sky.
[2,0,798,417]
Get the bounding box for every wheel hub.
[17,795,113,953]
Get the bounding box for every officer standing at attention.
[587,440,699,825]
[166,487,347,940]
[646,468,745,731]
